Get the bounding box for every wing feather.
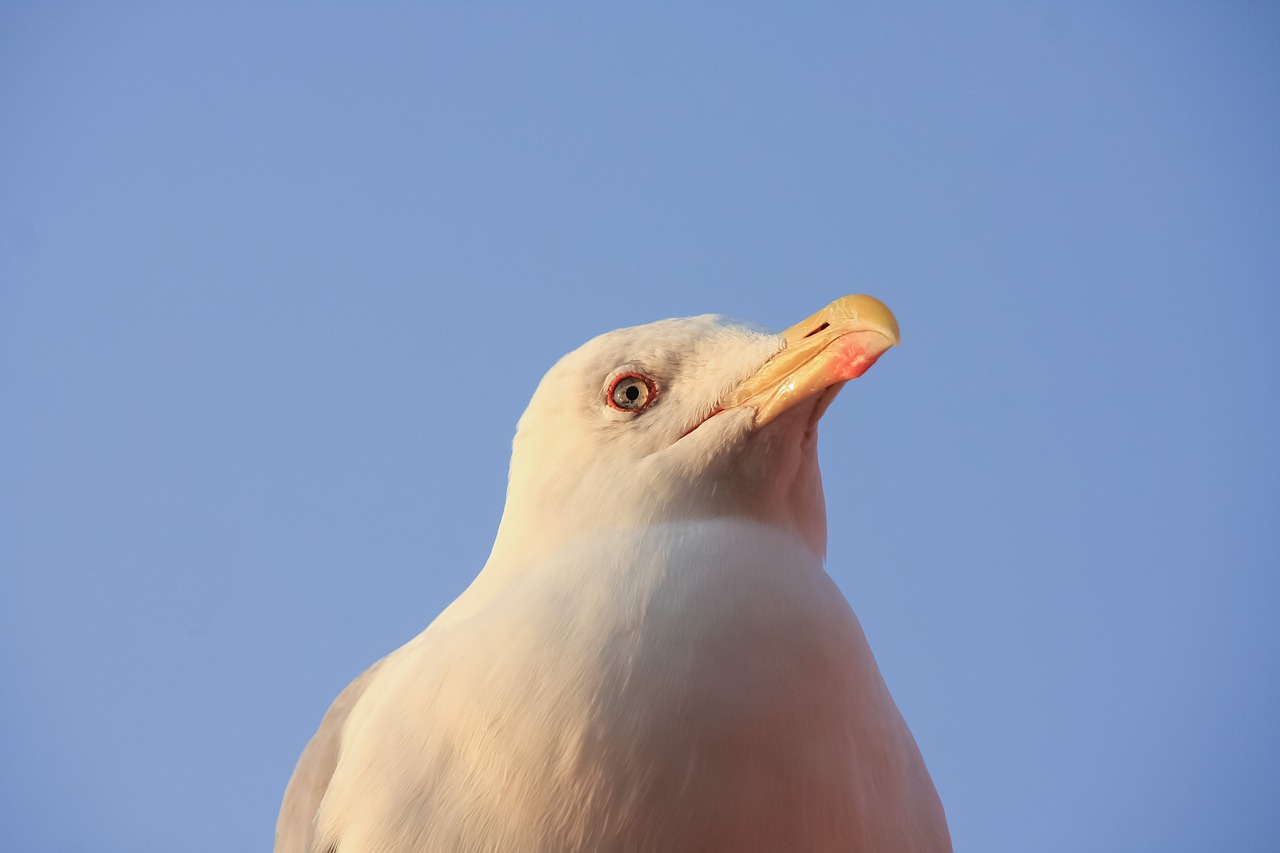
[274,660,385,853]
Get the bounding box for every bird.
[276,295,951,853]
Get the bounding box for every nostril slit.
[804,322,830,339]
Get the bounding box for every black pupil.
[625,384,640,401]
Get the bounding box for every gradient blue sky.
[2,4,1277,852]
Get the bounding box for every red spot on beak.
[829,332,889,382]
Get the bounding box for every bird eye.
[607,373,656,412]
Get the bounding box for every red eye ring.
[607,372,657,412]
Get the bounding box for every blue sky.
[2,4,1277,851]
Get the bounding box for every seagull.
[276,295,951,853]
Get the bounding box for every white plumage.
[276,297,951,852]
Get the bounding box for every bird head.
[488,296,899,565]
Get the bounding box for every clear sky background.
[2,4,1277,852]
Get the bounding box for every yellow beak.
[724,294,900,426]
